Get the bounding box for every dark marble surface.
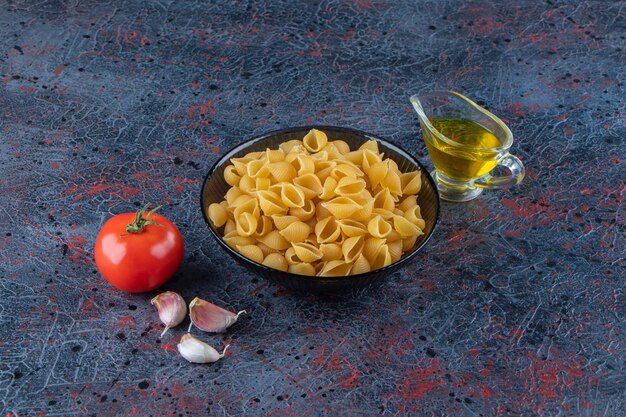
[1,1,624,416]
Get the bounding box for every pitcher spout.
[409,94,430,126]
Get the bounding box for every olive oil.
[423,118,502,181]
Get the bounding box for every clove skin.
[188,297,246,333]
[177,333,230,363]
[151,291,187,337]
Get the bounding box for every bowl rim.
[200,125,440,283]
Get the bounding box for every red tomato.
[94,205,184,292]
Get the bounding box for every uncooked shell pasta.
[206,128,425,276]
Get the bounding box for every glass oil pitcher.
[410,91,525,202]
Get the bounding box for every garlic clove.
[188,297,246,333]
[151,291,187,337]
[177,333,230,363]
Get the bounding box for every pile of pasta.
[207,129,425,276]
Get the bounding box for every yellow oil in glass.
[423,118,502,181]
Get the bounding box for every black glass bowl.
[200,126,440,293]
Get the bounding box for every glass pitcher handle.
[475,154,525,189]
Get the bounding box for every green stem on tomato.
[124,203,162,234]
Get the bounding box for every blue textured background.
[0,1,624,416]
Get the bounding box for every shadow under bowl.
[200,126,440,294]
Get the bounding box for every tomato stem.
[125,203,162,234]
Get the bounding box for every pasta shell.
[290,154,315,176]
[221,230,241,240]
[207,203,228,228]
[314,160,336,183]
[311,150,329,162]
[257,242,277,257]
[246,159,270,178]
[262,253,288,272]
[335,177,366,197]
[315,200,333,221]
[271,214,299,231]
[231,193,255,210]
[372,208,395,219]
[233,198,259,220]
[265,148,285,163]
[289,144,310,157]
[303,128,328,152]
[321,197,362,219]
[257,230,291,251]
[402,234,419,252]
[338,219,367,237]
[404,205,426,230]
[332,140,350,155]
[370,245,392,270]
[397,195,418,212]
[359,140,380,154]
[319,243,343,261]
[257,190,288,216]
[363,237,386,262]
[368,160,389,189]
[352,189,373,205]
[386,229,403,243]
[236,212,258,237]
[401,170,422,195]
[288,262,316,276]
[284,151,297,164]
[367,215,392,238]
[254,216,273,237]
[388,158,399,173]
[279,139,303,154]
[238,174,256,194]
[314,260,326,275]
[223,165,241,186]
[279,183,305,208]
[267,183,283,194]
[381,169,402,196]
[223,218,236,235]
[292,242,323,263]
[315,216,342,243]
[392,215,423,238]
[319,177,338,200]
[279,221,311,243]
[342,235,365,263]
[351,199,374,222]
[305,217,317,229]
[344,150,363,165]
[373,188,395,211]
[319,260,353,277]
[361,149,382,175]
[235,244,264,264]
[388,240,403,263]
[322,143,344,160]
[290,199,316,221]
[255,177,271,191]
[284,247,300,265]
[351,254,371,274]
[330,163,363,181]
[307,233,319,244]
[269,161,297,183]
[293,173,323,199]
[231,156,254,176]
[245,151,264,159]
[225,186,244,206]
[222,231,256,249]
